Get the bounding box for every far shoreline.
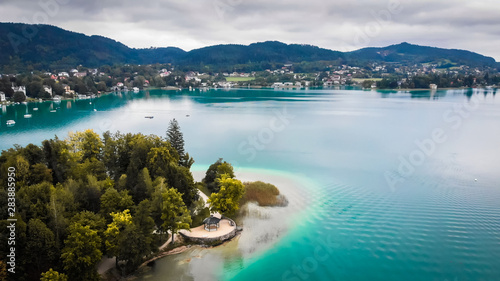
[2,86,496,106]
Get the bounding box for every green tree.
[166,118,185,161]
[97,81,107,92]
[27,163,53,185]
[0,76,14,97]
[361,80,374,89]
[132,167,153,203]
[21,143,45,165]
[40,268,68,281]
[70,211,106,234]
[117,224,150,274]
[147,146,177,179]
[150,177,167,228]
[133,199,156,252]
[208,175,245,216]
[27,81,44,98]
[42,137,76,184]
[217,162,235,178]
[165,164,198,207]
[100,188,134,219]
[68,129,103,161]
[104,210,133,270]
[61,223,102,281]
[203,158,235,192]
[161,188,192,243]
[18,181,53,222]
[72,175,101,213]
[24,219,56,279]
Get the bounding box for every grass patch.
[352,78,383,82]
[225,77,256,82]
[241,181,288,207]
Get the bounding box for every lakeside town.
[1,61,499,105]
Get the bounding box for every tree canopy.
[208,174,245,216]
[161,188,192,243]
[203,158,235,193]
[0,126,199,279]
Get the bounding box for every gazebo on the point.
[203,215,221,232]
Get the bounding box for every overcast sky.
[2,0,500,60]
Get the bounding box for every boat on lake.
[6,120,15,126]
[145,116,154,119]
[24,114,32,118]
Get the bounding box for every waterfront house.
[323,80,334,87]
[12,84,26,95]
[0,92,5,102]
[62,84,75,97]
[43,85,53,97]
[159,71,171,77]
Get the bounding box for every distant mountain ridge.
[0,22,497,71]
[346,42,497,67]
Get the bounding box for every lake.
[1,88,500,280]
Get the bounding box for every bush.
[13,91,26,102]
[241,181,287,207]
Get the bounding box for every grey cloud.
[0,0,499,60]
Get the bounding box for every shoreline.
[126,167,312,281]
[2,86,496,107]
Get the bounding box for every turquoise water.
[1,88,500,280]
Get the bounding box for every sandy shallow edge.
[130,167,314,281]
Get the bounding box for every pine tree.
[166,118,185,159]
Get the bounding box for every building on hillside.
[0,91,6,102]
[43,85,53,96]
[62,84,75,97]
[12,84,26,95]
[74,72,87,78]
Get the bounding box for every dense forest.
[0,120,234,280]
[1,23,498,73]
[364,73,500,89]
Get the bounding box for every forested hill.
[176,41,345,70]
[0,22,498,71]
[346,42,498,68]
[0,23,186,70]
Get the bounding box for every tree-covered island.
[0,119,285,280]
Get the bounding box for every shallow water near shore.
[133,168,313,281]
[1,88,500,280]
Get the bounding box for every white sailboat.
[24,104,32,118]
